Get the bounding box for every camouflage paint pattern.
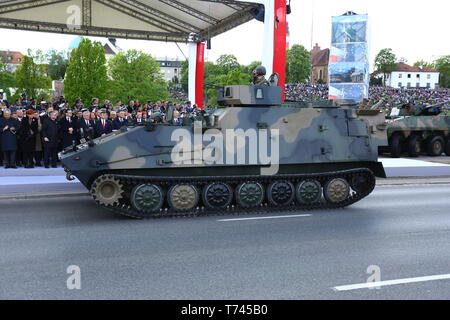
[60,86,388,188]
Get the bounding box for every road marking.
[333,274,450,291]
[218,214,312,222]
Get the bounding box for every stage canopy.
[0,0,261,42]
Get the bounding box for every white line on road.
[218,214,312,222]
[333,274,450,291]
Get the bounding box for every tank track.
[93,168,376,219]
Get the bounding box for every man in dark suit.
[77,110,95,142]
[59,109,78,149]
[112,110,127,131]
[42,111,59,168]
[95,110,112,138]
[0,109,20,168]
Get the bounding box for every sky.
[0,0,448,70]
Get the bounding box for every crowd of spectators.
[285,84,450,112]
[0,93,201,169]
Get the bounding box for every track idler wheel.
[324,178,350,204]
[267,181,295,206]
[203,183,233,209]
[91,176,124,207]
[236,182,264,208]
[131,184,164,214]
[296,180,322,204]
[168,184,199,211]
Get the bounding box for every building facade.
[0,50,23,73]
[386,62,440,89]
[310,44,329,84]
[156,59,182,83]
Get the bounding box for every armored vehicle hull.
[61,87,387,219]
[384,110,450,158]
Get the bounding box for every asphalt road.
[0,183,450,300]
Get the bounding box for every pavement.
[0,183,449,299]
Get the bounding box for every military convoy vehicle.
[60,85,387,219]
[383,103,450,158]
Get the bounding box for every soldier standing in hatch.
[252,66,270,86]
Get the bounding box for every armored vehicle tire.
[390,134,402,158]
[407,135,421,157]
[445,139,450,156]
[426,136,444,157]
[236,182,265,208]
[168,184,199,211]
[267,181,295,206]
[324,178,350,204]
[296,180,322,204]
[131,184,164,214]
[202,183,233,209]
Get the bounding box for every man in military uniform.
[252,66,270,86]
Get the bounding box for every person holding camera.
[0,109,20,168]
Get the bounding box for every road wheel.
[407,135,421,157]
[267,181,295,206]
[91,176,124,207]
[445,138,450,156]
[296,180,322,204]
[324,178,350,204]
[390,134,402,158]
[168,184,199,211]
[202,183,233,209]
[131,184,164,214]
[236,182,264,208]
[426,136,444,156]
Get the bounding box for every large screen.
[329,14,369,102]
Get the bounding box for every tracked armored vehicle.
[384,103,450,157]
[60,86,387,219]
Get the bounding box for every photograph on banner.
[329,62,369,84]
[330,43,369,64]
[331,14,368,44]
[329,83,369,101]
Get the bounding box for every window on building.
[398,82,402,88]
[407,74,411,78]
[427,83,430,88]
[416,83,420,88]
[399,74,402,78]
[416,74,420,79]
[407,82,411,88]
[427,74,431,79]
[319,69,323,80]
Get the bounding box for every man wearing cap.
[95,110,112,138]
[0,109,20,168]
[18,109,38,168]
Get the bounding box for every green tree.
[108,49,168,103]
[14,55,51,99]
[413,60,434,69]
[216,54,240,73]
[0,61,15,97]
[374,48,397,86]
[64,38,108,106]
[47,49,68,80]
[286,44,311,83]
[433,55,450,88]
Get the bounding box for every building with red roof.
[0,50,23,73]
[386,62,440,89]
[311,44,330,84]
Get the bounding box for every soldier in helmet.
[252,66,270,86]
